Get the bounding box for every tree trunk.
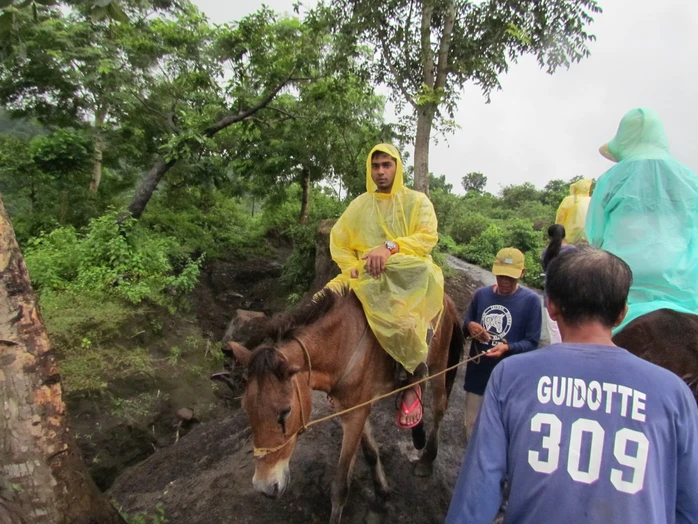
[0,198,125,524]
[299,166,311,225]
[413,104,434,196]
[126,159,176,220]
[412,0,456,196]
[89,108,106,193]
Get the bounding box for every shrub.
[462,223,507,268]
[25,212,201,308]
[449,212,490,245]
[504,218,544,254]
[280,223,317,296]
[143,189,266,259]
[522,251,544,288]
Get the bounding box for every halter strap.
[253,374,307,458]
[292,336,312,387]
[253,338,311,459]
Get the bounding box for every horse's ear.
[228,341,253,367]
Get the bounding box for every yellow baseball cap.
[492,248,525,279]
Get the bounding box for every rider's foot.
[397,386,422,428]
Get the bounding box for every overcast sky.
[194,0,698,194]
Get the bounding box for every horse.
[221,287,464,524]
[613,308,698,401]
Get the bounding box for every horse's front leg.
[361,419,390,499]
[330,405,371,524]
[414,375,447,477]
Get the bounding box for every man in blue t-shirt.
[447,247,698,524]
[463,247,542,439]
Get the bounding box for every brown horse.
[613,308,698,401]
[224,287,464,524]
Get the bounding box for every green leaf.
[106,1,128,23]
[34,0,60,6]
[0,11,13,33]
[93,0,112,6]
[0,0,14,9]
[90,5,107,23]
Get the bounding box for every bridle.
[253,336,312,458]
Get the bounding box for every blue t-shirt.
[463,286,542,395]
[447,343,698,524]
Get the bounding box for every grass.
[59,345,154,392]
[108,391,168,423]
[39,285,225,393]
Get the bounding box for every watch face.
[385,241,397,250]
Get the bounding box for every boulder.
[222,309,268,347]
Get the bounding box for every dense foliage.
[0,0,595,394]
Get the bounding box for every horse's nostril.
[268,482,280,498]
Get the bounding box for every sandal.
[396,385,422,429]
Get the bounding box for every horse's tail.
[445,302,465,398]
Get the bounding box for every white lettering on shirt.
[536,376,647,423]
[537,376,552,404]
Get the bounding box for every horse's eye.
[278,408,291,425]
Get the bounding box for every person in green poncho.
[586,108,698,334]
[326,143,444,429]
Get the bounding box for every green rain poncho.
[327,144,444,373]
[585,108,698,333]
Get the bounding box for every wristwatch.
[384,240,399,255]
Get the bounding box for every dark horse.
[614,308,698,401]
[224,288,464,524]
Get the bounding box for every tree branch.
[204,67,295,137]
[434,0,457,91]
[263,105,297,120]
[420,0,435,89]
[381,41,417,110]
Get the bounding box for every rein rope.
[252,332,502,459]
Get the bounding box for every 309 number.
[528,413,649,494]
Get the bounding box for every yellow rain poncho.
[585,107,698,334]
[327,144,444,373]
[555,179,592,244]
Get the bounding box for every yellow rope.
[253,336,499,458]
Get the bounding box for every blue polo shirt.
[463,285,542,395]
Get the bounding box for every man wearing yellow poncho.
[555,179,592,245]
[327,143,444,429]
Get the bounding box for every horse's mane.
[267,286,349,342]
[246,287,351,382]
[247,346,288,383]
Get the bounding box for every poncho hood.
[606,108,670,162]
[570,179,592,197]
[366,143,404,195]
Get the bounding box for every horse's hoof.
[376,483,391,499]
[413,461,433,477]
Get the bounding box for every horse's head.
[228,340,311,498]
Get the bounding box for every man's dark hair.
[371,150,396,162]
[546,246,632,328]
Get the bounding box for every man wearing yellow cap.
[327,143,444,429]
[462,248,542,440]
